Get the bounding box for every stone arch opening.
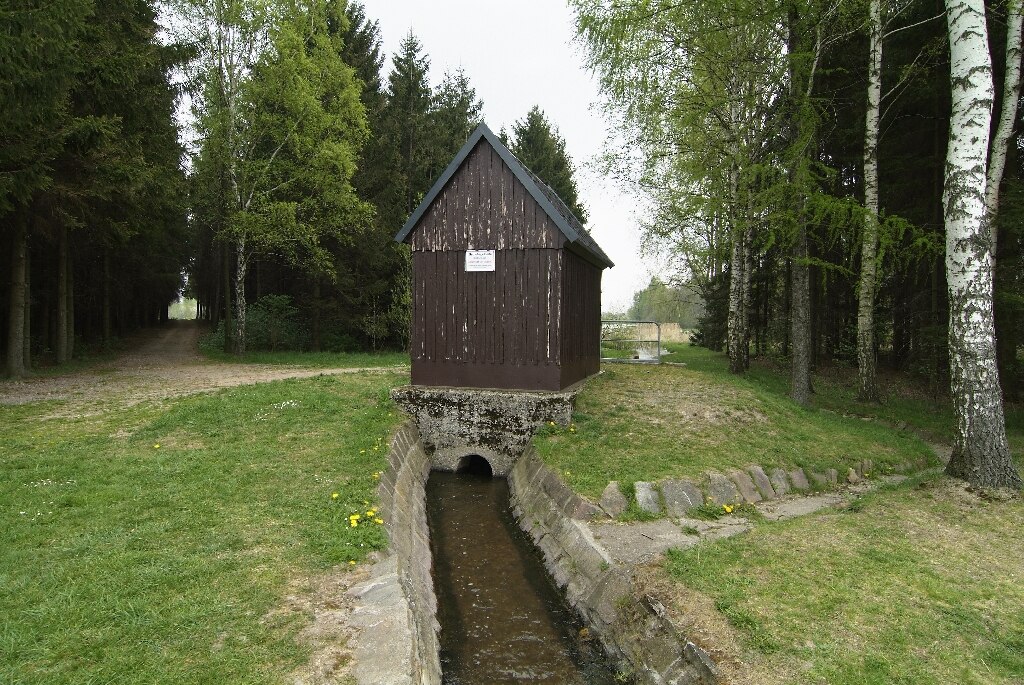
[456,454,493,478]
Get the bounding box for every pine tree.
[505,106,587,223]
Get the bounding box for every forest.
[2,0,1022,487]
[1,0,585,361]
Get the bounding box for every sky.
[362,0,669,312]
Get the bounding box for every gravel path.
[0,321,407,413]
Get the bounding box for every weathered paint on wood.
[411,142,566,253]
[404,137,606,391]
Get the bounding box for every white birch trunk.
[857,0,882,402]
[984,3,1023,257]
[943,0,1023,488]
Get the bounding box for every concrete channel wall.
[508,449,719,685]
[373,421,442,685]
[366,410,718,684]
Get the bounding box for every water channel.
[425,460,618,684]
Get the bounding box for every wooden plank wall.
[559,249,602,386]
[410,141,564,251]
[411,249,562,368]
[408,138,603,389]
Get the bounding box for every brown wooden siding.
[410,141,565,252]
[559,249,602,387]
[411,248,564,390]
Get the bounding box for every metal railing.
[600,320,661,364]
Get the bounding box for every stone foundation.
[390,384,578,475]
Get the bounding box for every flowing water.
[426,466,618,684]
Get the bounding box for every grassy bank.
[539,344,1023,684]
[658,474,1024,684]
[1,371,406,684]
[534,346,938,499]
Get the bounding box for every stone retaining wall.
[371,421,442,685]
[508,449,719,685]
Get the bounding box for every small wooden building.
[395,123,613,391]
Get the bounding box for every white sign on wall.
[465,249,496,272]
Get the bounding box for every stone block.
[704,470,740,504]
[860,458,874,476]
[728,469,762,503]
[661,479,703,517]
[635,481,662,514]
[827,468,839,484]
[808,470,830,487]
[746,465,777,500]
[599,481,628,518]
[570,497,605,521]
[789,468,810,491]
[769,468,790,496]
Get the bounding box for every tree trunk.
[56,226,68,364]
[312,278,322,352]
[103,249,112,346]
[222,240,233,353]
[66,247,74,359]
[790,225,812,406]
[985,4,1023,258]
[726,227,747,374]
[235,237,247,356]
[741,226,753,371]
[942,0,1022,489]
[23,241,31,370]
[6,216,28,378]
[857,0,883,402]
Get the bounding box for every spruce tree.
[505,106,588,223]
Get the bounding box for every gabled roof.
[394,122,614,269]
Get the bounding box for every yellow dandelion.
[153,444,160,449]
[723,504,734,514]
[548,421,555,426]
[331,492,339,500]
[349,560,356,565]
[374,518,384,524]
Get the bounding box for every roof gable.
[395,123,613,269]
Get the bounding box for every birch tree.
[857,0,883,402]
[942,0,1023,488]
[985,1,1023,257]
[572,0,788,374]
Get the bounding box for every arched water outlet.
[425,464,618,684]
[455,454,493,477]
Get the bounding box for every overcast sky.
[362,0,668,312]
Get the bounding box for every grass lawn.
[657,473,1024,684]
[1,371,407,684]
[544,343,1024,684]
[535,346,938,499]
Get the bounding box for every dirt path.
[0,320,407,413]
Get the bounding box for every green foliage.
[627,277,704,328]
[504,106,587,222]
